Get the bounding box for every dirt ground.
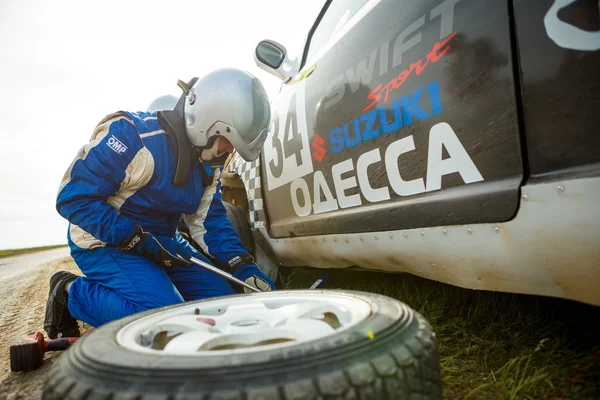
[0,251,82,399]
[1,250,597,399]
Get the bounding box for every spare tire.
[43,290,442,399]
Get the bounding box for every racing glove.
[118,225,197,268]
[233,263,276,293]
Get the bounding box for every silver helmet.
[182,68,271,162]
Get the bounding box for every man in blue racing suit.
[44,68,274,339]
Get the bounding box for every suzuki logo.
[312,134,327,162]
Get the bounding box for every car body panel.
[261,176,600,307]
[260,0,524,238]
[513,0,600,182]
[223,0,600,306]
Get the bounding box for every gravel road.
[0,247,81,399]
[0,248,71,313]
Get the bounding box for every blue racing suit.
[56,111,251,327]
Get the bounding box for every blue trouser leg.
[67,247,235,327]
[165,261,236,301]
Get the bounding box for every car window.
[304,0,369,64]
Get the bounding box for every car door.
[513,0,600,181]
[262,0,524,238]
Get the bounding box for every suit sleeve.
[56,114,147,246]
[183,167,250,269]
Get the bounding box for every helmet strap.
[157,109,194,186]
[153,77,200,186]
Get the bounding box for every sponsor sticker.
[544,0,600,51]
[106,135,128,155]
[263,81,314,191]
[290,122,484,217]
[328,81,443,155]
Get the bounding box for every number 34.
[264,83,313,191]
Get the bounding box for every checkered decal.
[227,154,265,228]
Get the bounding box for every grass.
[0,244,68,258]
[278,267,600,399]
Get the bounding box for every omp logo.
[106,135,128,154]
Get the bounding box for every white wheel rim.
[116,292,372,356]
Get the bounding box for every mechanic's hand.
[233,264,276,293]
[118,225,195,268]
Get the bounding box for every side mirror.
[256,41,285,69]
[254,40,299,83]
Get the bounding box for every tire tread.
[44,293,441,400]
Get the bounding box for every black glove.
[118,225,196,268]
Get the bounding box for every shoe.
[44,271,80,339]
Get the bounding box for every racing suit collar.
[157,109,195,186]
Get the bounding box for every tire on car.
[222,201,255,256]
[43,290,442,399]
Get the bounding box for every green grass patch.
[0,244,68,258]
[279,267,600,399]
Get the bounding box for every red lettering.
[363,83,383,112]
[427,32,456,62]
[396,69,412,88]
[382,82,395,103]
[363,32,456,112]
[410,59,429,76]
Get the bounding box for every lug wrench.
[189,256,261,293]
[189,258,328,293]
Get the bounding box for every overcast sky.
[0,0,324,250]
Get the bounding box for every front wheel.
[44,290,442,399]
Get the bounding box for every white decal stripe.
[544,0,600,51]
[184,170,221,256]
[69,223,106,249]
[106,147,154,211]
[143,116,158,121]
[263,80,313,191]
[140,129,165,139]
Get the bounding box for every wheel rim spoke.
[117,292,372,356]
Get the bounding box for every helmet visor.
[239,78,271,144]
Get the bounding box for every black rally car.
[222,0,600,306]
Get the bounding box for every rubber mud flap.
[42,290,442,399]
